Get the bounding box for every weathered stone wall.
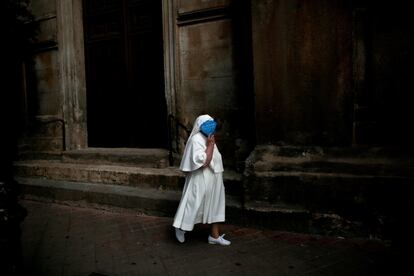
[247,0,414,238]
[175,0,254,169]
[20,0,412,158]
[252,0,413,147]
[21,0,255,169]
[12,0,414,239]
[252,0,354,146]
[21,0,63,153]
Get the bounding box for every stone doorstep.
[62,148,170,168]
[15,177,394,238]
[240,199,396,238]
[244,171,413,204]
[16,177,243,220]
[16,177,317,234]
[240,203,370,237]
[243,171,413,223]
[13,160,243,196]
[16,151,63,161]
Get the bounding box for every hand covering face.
[179,115,223,173]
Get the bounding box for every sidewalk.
[19,200,400,276]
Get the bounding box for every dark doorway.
[83,0,167,148]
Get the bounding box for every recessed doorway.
[83,0,167,148]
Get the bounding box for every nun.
[172,114,230,246]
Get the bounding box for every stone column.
[162,0,178,119]
[57,0,87,150]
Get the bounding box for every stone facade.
[14,0,414,238]
[20,0,254,169]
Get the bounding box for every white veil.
[179,114,223,173]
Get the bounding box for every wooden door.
[83,0,167,148]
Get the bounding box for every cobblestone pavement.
[19,200,400,276]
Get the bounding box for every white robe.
[173,115,225,231]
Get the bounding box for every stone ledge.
[14,160,243,196]
[246,145,414,177]
[242,145,414,239]
[16,177,243,220]
[62,148,170,168]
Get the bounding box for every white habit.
[172,115,225,231]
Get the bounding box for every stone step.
[241,200,372,237]
[255,158,413,177]
[13,160,243,196]
[242,201,311,233]
[16,177,243,220]
[253,145,414,159]
[248,145,414,177]
[250,157,414,177]
[16,150,63,161]
[242,145,414,238]
[244,171,413,218]
[62,148,170,168]
[16,177,318,234]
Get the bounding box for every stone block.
[243,144,414,238]
[36,17,57,44]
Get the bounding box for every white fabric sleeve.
[191,139,207,168]
[179,133,215,172]
[193,151,207,166]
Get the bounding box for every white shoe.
[208,234,231,246]
[175,228,186,243]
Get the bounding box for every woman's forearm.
[204,143,214,167]
[203,135,215,167]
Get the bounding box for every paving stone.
[20,200,397,276]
